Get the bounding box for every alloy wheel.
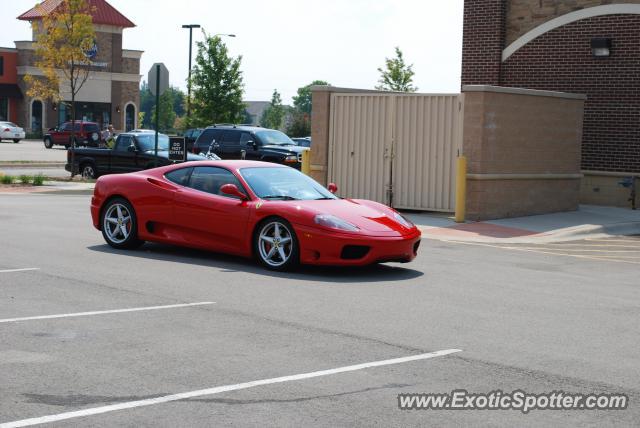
[258,221,294,267]
[103,203,132,244]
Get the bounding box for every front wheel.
[254,218,299,271]
[44,137,53,149]
[13,139,20,144]
[101,198,144,249]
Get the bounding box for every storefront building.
[0,0,142,134]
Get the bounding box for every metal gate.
[328,93,463,212]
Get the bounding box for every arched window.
[31,99,43,134]
[125,103,136,132]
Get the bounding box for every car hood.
[279,198,416,234]
[261,144,306,154]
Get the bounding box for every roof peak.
[18,0,135,28]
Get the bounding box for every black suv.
[192,125,306,169]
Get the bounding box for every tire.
[81,162,98,179]
[100,198,144,250]
[253,217,299,271]
[13,139,20,144]
[44,137,53,149]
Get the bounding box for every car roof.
[120,131,168,137]
[171,160,286,170]
[203,125,267,132]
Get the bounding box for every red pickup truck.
[43,121,103,148]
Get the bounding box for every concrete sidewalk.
[406,205,640,243]
[0,180,95,194]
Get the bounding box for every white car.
[0,122,26,143]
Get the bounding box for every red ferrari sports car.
[90,160,421,270]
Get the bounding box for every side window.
[74,123,81,132]
[114,135,132,152]
[195,129,222,150]
[62,123,73,132]
[240,132,253,147]
[223,130,241,146]
[165,167,193,186]
[188,166,244,199]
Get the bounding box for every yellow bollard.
[301,149,311,176]
[454,155,467,223]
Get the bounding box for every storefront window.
[126,104,135,131]
[0,98,8,121]
[31,100,43,133]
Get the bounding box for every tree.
[260,89,286,130]
[375,47,417,92]
[25,0,96,177]
[190,33,245,127]
[139,81,154,128]
[286,110,311,138]
[151,91,177,132]
[292,80,329,115]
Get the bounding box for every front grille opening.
[341,245,370,260]
[413,240,421,254]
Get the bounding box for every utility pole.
[181,24,201,126]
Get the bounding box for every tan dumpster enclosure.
[311,85,585,220]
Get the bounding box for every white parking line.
[0,302,215,324]
[0,348,461,427]
[0,268,40,274]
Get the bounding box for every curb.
[421,221,640,244]
[0,162,66,168]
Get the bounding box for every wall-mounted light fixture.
[591,38,612,57]
[115,106,121,113]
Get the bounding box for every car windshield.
[255,130,295,146]
[136,134,170,151]
[240,167,337,201]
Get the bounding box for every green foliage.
[376,47,417,92]
[33,174,45,186]
[151,91,177,132]
[292,80,329,115]
[1,175,15,185]
[140,82,185,129]
[26,0,96,102]
[286,110,311,138]
[260,90,286,130]
[19,175,32,184]
[190,33,245,127]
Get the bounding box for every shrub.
[33,174,45,186]
[19,175,32,184]
[1,175,15,184]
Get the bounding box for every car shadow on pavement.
[87,243,423,284]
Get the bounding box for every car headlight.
[314,214,360,232]
[284,155,298,163]
[392,211,414,228]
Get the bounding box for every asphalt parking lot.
[1,193,638,427]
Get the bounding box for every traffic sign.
[169,137,187,162]
[148,63,169,96]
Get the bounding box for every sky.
[1,0,463,104]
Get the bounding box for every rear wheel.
[13,139,20,144]
[254,218,299,271]
[81,162,97,179]
[100,198,144,249]
[44,137,53,149]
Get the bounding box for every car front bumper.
[294,224,421,266]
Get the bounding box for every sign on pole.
[148,63,169,96]
[169,137,187,162]
[148,62,169,165]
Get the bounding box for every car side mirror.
[220,183,248,200]
[127,144,137,153]
[328,183,338,194]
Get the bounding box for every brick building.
[462,1,640,206]
[0,0,142,134]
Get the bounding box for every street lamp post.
[182,24,201,126]
[182,26,236,126]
